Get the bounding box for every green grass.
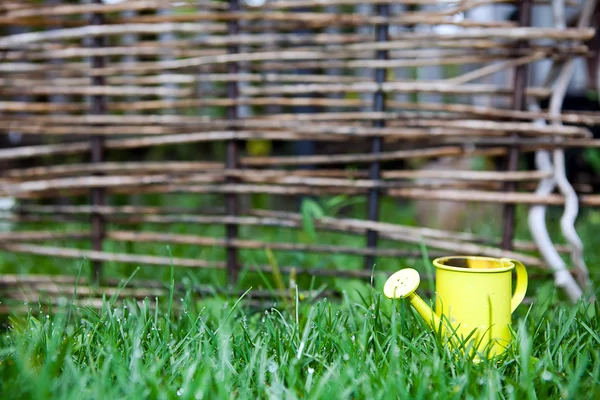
[0,276,599,399]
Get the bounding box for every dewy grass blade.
[419,239,435,291]
[296,284,299,326]
[109,266,140,305]
[214,286,252,336]
[580,321,600,346]
[167,245,175,320]
[67,257,86,327]
[296,305,316,361]
[551,306,579,357]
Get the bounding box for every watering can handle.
[503,258,528,314]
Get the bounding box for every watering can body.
[384,256,528,359]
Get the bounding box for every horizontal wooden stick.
[0,112,527,127]
[0,243,395,279]
[0,231,89,242]
[0,124,176,136]
[109,99,600,125]
[441,137,600,149]
[389,188,600,206]
[241,81,552,98]
[0,145,512,181]
[243,55,565,72]
[0,298,310,316]
[11,204,219,217]
[1,0,223,19]
[118,11,514,29]
[68,54,513,76]
[1,181,365,198]
[388,101,600,125]
[0,92,600,125]
[0,101,85,113]
[107,230,447,259]
[264,0,580,9]
[5,47,225,61]
[6,32,370,51]
[2,9,516,29]
[0,243,218,269]
[3,118,586,138]
[0,54,524,76]
[8,36,585,59]
[6,179,599,206]
[0,134,591,165]
[0,131,283,160]
[0,72,362,86]
[7,15,587,42]
[0,0,576,18]
[247,209,567,253]
[3,162,223,180]
[0,45,581,76]
[4,96,598,127]
[0,22,227,48]
[7,45,578,63]
[250,210,544,266]
[382,169,551,181]
[240,146,508,166]
[1,163,549,183]
[10,56,527,76]
[0,274,335,300]
[1,208,572,254]
[4,4,499,26]
[257,108,600,125]
[0,282,167,299]
[0,84,192,97]
[0,282,333,305]
[0,295,118,311]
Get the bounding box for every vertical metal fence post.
[365,5,389,270]
[226,0,240,284]
[90,0,106,284]
[502,0,532,250]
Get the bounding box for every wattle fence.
[0,0,599,312]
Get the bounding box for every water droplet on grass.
[542,370,552,381]
[177,388,183,396]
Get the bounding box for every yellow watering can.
[383,256,528,359]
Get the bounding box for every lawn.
[0,199,599,399]
[0,276,598,399]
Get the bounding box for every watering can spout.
[383,269,443,332]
